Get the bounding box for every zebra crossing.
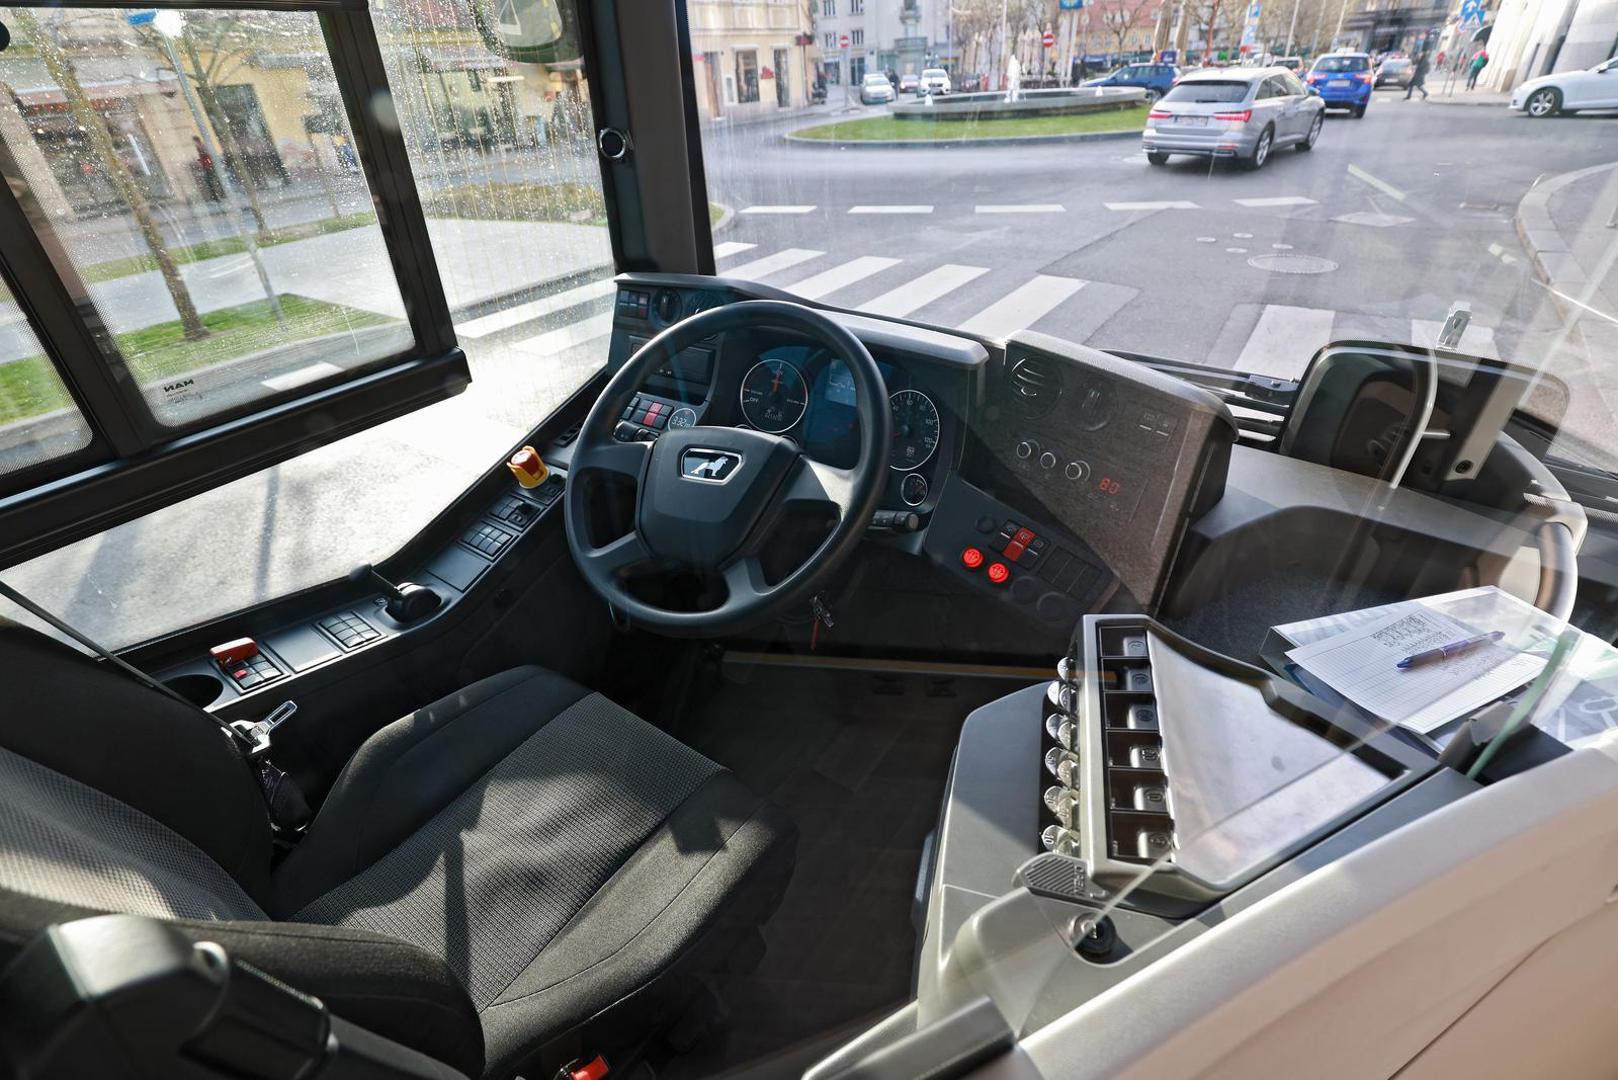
[496,242,1501,384]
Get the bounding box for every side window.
[0,275,92,476]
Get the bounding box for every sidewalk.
[1422,84,1512,107]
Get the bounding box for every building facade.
[687,0,820,117]
[1472,0,1618,90]
[816,0,954,86]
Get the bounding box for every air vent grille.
[1008,354,1061,417]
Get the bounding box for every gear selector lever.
[349,563,442,623]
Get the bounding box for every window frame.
[0,0,469,566]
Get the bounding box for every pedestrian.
[1404,50,1430,99]
[192,135,222,201]
[1466,48,1488,90]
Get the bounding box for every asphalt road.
[702,93,1613,397]
[6,91,1615,649]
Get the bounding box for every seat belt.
[0,578,312,831]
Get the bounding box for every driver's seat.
[0,618,795,1078]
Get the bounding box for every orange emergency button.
[961,546,985,570]
[507,445,549,489]
[986,562,1011,584]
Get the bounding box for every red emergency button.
[568,1056,610,1080]
[961,546,985,569]
[986,561,1011,584]
[507,445,550,489]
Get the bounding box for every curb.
[1423,95,1514,107]
[782,127,1142,150]
[1513,160,1617,299]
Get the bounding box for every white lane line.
[1235,304,1335,380]
[1412,318,1499,356]
[722,248,825,281]
[784,256,903,300]
[976,204,1066,214]
[740,205,816,214]
[857,263,988,318]
[956,275,1086,339]
[849,205,934,214]
[1346,163,1406,202]
[1105,200,1199,211]
[262,361,343,392]
[713,241,757,259]
[458,279,616,339]
[1234,195,1318,207]
[510,311,615,356]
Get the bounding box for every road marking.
[1234,195,1318,207]
[857,263,988,318]
[975,204,1066,214]
[262,361,344,392]
[457,278,616,339]
[1412,318,1499,355]
[1333,210,1414,227]
[1346,163,1406,201]
[511,311,615,356]
[739,205,816,214]
[956,275,1086,339]
[849,205,933,214]
[722,248,825,281]
[785,256,903,300]
[1235,304,1336,379]
[713,241,757,259]
[1105,200,1198,211]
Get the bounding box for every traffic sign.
[1042,30,1056,48]
[839,33,850,48]
[1058,0,1085,9]
[126,9,156,25]
[1161,48,1178,62]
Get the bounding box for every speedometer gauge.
[739,359,809,433]
[888,389,940,471]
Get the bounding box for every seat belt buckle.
[557,1054,609,1080]
[230,701,297,760]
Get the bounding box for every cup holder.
[165,672,225,709]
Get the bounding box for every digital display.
[801,359,896,467]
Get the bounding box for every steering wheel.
[564,301,891,635]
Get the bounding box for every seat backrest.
[0,618,272,908]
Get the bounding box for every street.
[4,91,1616,647]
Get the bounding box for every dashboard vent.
[1008,354,1061,417]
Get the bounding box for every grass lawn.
[793,107,1148,141]
[422,180,608,226]
[0,294,396,426]
[81,212,380,284]
[711,203,725,227]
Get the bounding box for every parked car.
[859,73,896,105]
[1084,61,1180,103]
[1272,56,1304,72]
[918,68,952,95]
[1142,66,1325,168]
[1511,55,1618,116]
[1375,56,1414,88]
[899,72,920,93]
[1306,52,1374,116]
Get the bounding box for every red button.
[569,1056,610,1080]
[1013,527,1036,546]
[1003,540,1027,562]
[986,562,1010,584]
[645,402,662,417]
[961,546,985,569]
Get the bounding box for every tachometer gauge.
[739,359,808,433]
[888,389,940,470]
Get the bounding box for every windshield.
[1162,81,1251,103]
[1313,55,1371,72]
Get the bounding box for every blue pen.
[1396,630,1504,669]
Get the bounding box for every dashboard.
[607,276,1238,624]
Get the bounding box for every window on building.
[824,31,837,49]
[825,59,842,83]
[851,27,864,45]
[849,0,864,13]
[850,55,866,81]
[821,0,835,15]
[736,48,762,102]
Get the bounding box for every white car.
[918,68,952,95]
[1511,55,1618,116]
[859,72,896,105]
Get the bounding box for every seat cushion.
[279,668,795,1077]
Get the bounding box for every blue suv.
[1084,62,1180,103]
[1306,52,1374,116]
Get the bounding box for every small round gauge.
[900,472,929,507]
[667,406,698,429]
[739,358,809,433]
[888,389,940,471]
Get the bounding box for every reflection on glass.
[0,7,414,429]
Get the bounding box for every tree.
[13,9,207,340]
[1094,0,1157,57]
[136,11,280,238]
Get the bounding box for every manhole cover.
[1248,253,1338,274]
